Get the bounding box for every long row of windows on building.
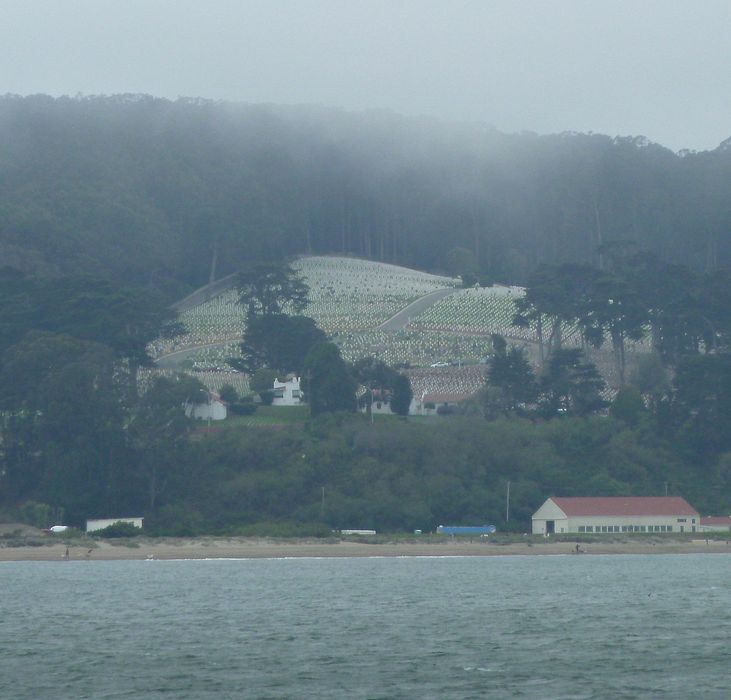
[577,525,676,533]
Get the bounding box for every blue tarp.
[436,525,496,535]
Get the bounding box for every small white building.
[532,497,700,535]
[358,388,395,415]
[86,517,144,533]
[699,516,731,532]
[411,392,470,415]
[272,376,303,406]
[185,392,227,420]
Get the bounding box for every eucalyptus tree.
[0,331,128,521]
[698,268,731,353]
[0,271,182,399]
[127,374,208,511]
[303,342,356,416]
[231,313,326,375]
[484,334,537,417]
[232,261,324,374]
[537,348,607,419]
[390,374,413,416]
[513,263,598,365]
[672,353,731,459]
[576,270,648,386]
[236,262,309,320]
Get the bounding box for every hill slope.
[151,256,640,399]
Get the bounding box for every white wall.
[567,515,698,534]
[186,399,227,420]
[532,499,568,534]
[272,377,302,406]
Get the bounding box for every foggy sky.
[2,0,730,152]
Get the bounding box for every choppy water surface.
[1,554,730,699]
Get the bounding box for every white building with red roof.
[532,496,700,535]
[699,516,731,532]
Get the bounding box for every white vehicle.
[45,525,69,534]
[430,362,449,368]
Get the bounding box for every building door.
[546,520,555,534]
[680,525,684,533]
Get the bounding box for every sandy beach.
[1,536,730,561]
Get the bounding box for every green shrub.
[90,521,142,538]
[229,402,257,415]
[18,501,56,529]
[218,383,238,403]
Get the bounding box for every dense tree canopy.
[236,263,309,320]
[484,338,536,417]
[352,356,413,417]
[0,272,198,525]
[2,95,731,297]
[232,313,327,375]
[303,342,356,416]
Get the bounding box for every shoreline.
[1,537,730,562]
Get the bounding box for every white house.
[272,376,303,406]
[411,392,470,415]
[532,497,700,535]
[185,392,227,420]
[86,517,144,533]
[358,388,395,415]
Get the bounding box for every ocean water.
[1,554,730,699]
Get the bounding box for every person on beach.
[64,546,69,560]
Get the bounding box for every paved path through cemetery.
[376,287,459,331]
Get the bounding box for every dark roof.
[551,496,698,517]
[423,393,470,403]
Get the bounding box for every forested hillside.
[3,94,731,534]
[2,94,731,297]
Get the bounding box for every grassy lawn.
[223,405,310,428]
[195,406,446,433]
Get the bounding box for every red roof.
[551,497,698,517]
[423,393,471,403]
[700,516,731,526]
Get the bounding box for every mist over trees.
[2,94,731,298]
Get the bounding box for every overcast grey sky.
[2,0,729,151]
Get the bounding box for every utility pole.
[506,480,511,523]
[370,384,374,425]
[664,481,668,497]
[304,368,313,415]
[320,486,326,519]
